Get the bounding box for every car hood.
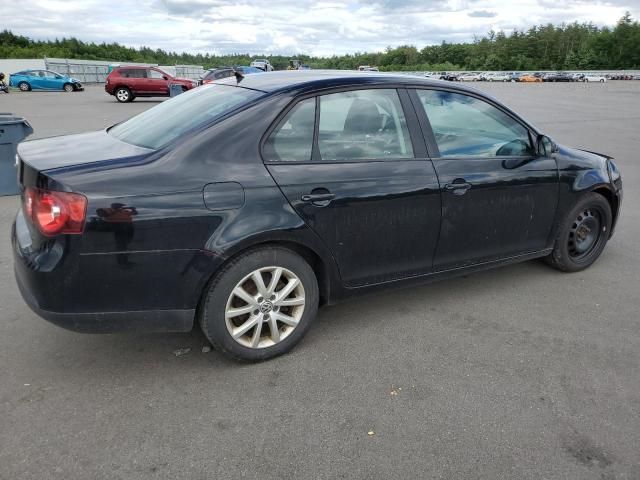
[18,130,153,172]
[174,77,195,83]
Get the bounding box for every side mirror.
[162,75,169,80]
[537,135,558,156]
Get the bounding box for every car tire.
[18,81,30,92]
[545,193,612,273]
[199,246,319,362]
[115,87,133,103]
[63,83,74,92]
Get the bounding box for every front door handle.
[301,192,335,206]
[444,181,472,195]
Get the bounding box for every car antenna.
[232,67,244,83]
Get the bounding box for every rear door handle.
[444,181,471,195]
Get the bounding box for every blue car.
[10,70,84,92]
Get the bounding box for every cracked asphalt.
[1,82,639,479]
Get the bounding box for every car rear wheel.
[18,81,30,92]
[545,193,612,272]
[115,87,132,103]
[199,246,319,361]
[63,83,74,92]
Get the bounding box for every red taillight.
[24,187,87,236]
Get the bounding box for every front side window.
[110,85,263,150]
[318,89,413,161]
[416,90,534,158]
[148,69,165,80]
[263,98,315,162]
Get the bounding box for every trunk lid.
[17,130,152,173]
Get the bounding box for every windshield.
[109,85,264,150]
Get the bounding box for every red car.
[105,66,197,102]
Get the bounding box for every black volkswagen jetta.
[12,71,623,361]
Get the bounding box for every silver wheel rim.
[117,89,129,101]
[64,84,73,92]
[225,266,305,349]
[19,83,29,91]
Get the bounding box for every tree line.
[1,13,639,71]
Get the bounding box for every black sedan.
[12,71,623,361]
[543,72,574,82]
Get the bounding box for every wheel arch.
[591,185,620,232]
[113,84,132,94]
[198,238,335,314]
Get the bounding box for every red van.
[105,66,197,102]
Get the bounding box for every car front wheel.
[63,83,74,92]
[18,81,30,92]
[115,87,133,102]
[199,246,319,361]
[546,193,612,272]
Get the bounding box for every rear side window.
[416,90,534,158]
[318,89,413,161]
[263,98,315,162]
[119,69,146,78]
[109,85,263,150]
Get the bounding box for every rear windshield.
[109,85,264,150]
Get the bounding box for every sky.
[4,0,640,56]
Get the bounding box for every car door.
[411,88,559,270]
[127,68,148,94]
[30,71,47,89]
[147,68,169,94]
[264,88,441,287]
[42,71,62,89]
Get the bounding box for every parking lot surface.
[1,83,639,479]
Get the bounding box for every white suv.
[250,59,274,72]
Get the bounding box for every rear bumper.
[12,210,205,334]
[15,266,194,333]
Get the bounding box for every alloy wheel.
[225,266,305,349]
[116,89,129,101]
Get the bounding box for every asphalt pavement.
[1,82,639,479]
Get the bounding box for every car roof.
[214,70,485,95]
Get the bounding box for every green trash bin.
[0,114,33,196]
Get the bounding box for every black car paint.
[12,72,622,333]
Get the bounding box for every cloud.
[468,10,498,18]
[3,0,639,56]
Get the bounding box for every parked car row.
[105,59,287,102]
[434,71,619,82]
